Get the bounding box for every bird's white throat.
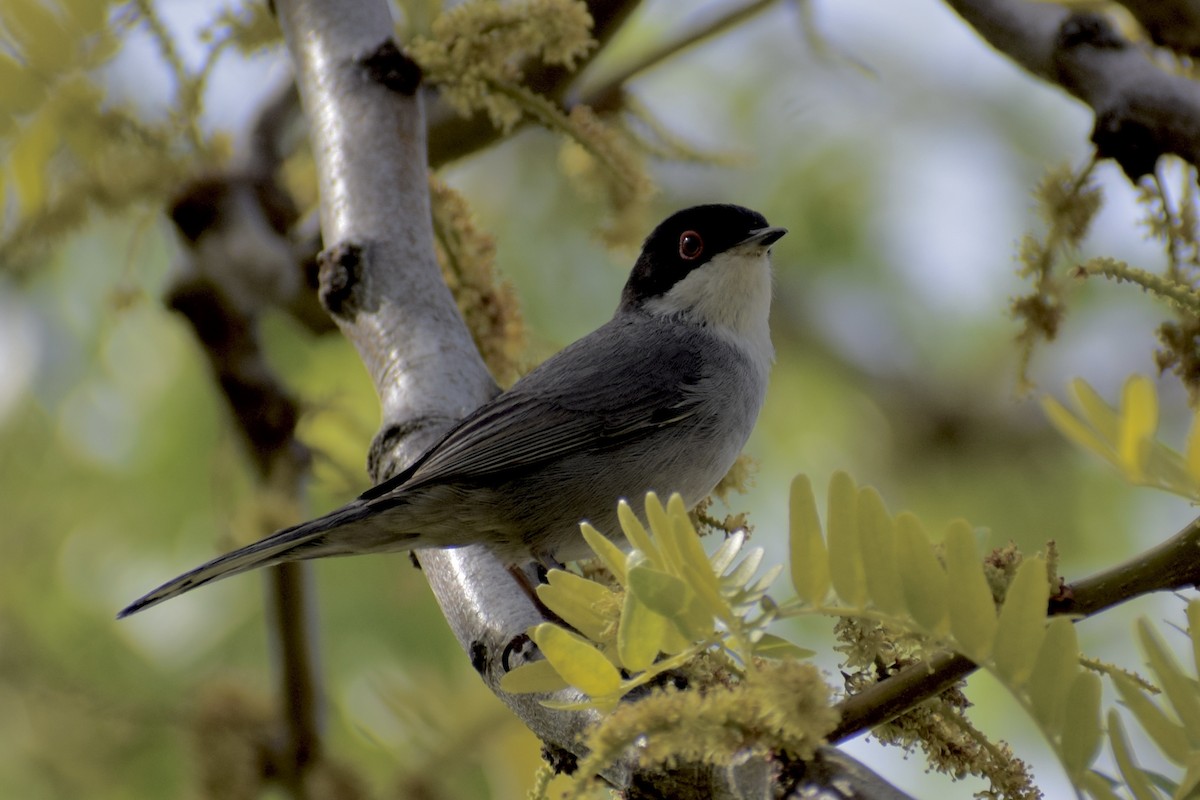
[645,246,775,372]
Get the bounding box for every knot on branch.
[1055,12,1125,52]
[317,241,366,319]
[358,39,422,96]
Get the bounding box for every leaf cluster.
[1043,375,1200,500]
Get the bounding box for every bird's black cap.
[620,204,784,309]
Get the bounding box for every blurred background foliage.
[2,0,1197,798]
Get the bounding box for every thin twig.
[579,0,783,112]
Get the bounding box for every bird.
[119,204,786,618]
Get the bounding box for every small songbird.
[120,204,786,617]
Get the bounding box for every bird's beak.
[738,226,788,249]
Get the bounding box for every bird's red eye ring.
[679,231,704,260]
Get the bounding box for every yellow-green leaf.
[895,512,948,633]
[499,659,570,694]
[1061,671,1103,778]
[789,474,830,605]
[1118,375,1158,482]
[627,564,689,617]
[61,0,109,32]
[531,623,621,699]
[827,471,866,606]
[1187,414,1200,489]
[1178,751,1200,800]
[1042,395,1113,464]
[1139,619,1200,746]
[1112,674,1189,765]
[0,52,45,118]
[2,0,71,72]
[580,522,627,587]
[1107,710,1159,800]
[752,633,816,660]
[536,569,617,642]
[993,557,1048,684]
[1079,770,1122,800]
[666,493,720,597]
[858,486,904,615]
[8,113,55,211]
[1072,377,1120,441]
[709,531,744,575]
[619,499,662,566]
[644,492,676,568]
[1026,617,1080,733]
[943,519,996,661]
[1189,600,1200,678]
[681,560,733,627]
[618,590,668,672]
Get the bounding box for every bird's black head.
[620,204,785,310]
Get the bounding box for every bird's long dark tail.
[118,502,411,618]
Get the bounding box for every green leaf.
[1139,619,1200,747]
[531,623,621,699]
[644,492,678,570]
[627,564,689,617]
[895,512,948,633]
[723,547,764,589]
[499,658,570,694]
[1186,415,1200,487]
[1112,674,1189,766]
[1072,377,1120,442]
[1108,710,1161,800]
[2,0,71,73]
[1189,600,1200,678]
[1042,395,1114,464]
[752,633,816,660]
[827,471,866,606]
[580,522,627,587]
[1079,770,1123,800]
[619,499,662,566]
[1118,375,1158,482]
[617,590,668,672]
[681,560,733,626]
[1061,671,1103,778]
[665,492,720,597]
[943,519,996,661]
[858,486,904,615]
[1026,617,1080,733]
[1178,751,1200,800]
[710,531,744,575]
[0,52,45,119]
[789,474,830,605]
[992,557,1048,684]
[536,569,617,641]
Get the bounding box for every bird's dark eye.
[678,231,703,260]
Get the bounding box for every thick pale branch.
[272,0,623,787]
[831,515,1200,742]
[944,0,1200,179]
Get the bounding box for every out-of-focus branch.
[579,0,783,113]
[830,515,1200,743]
[164,258,321,787]
[164,74,329,791]
[944,0,1200,179]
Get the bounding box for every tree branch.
[943,0,1200,179]
[830,515,1200,742]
